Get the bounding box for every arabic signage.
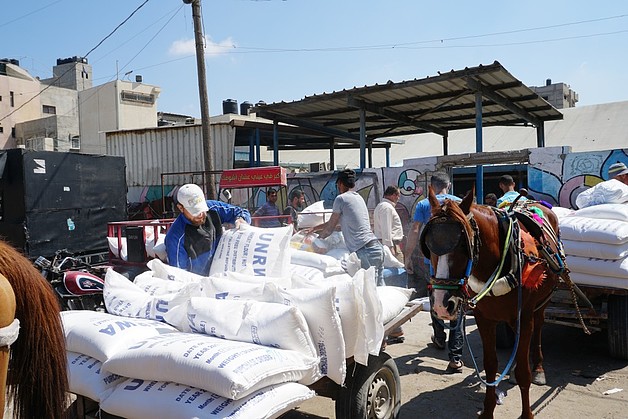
[219,166,287,188]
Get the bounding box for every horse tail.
[0,241,68,419]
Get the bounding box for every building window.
[70,135,80,150]
[10,91,14,107]
[120,90,154,105]
[0,127,3,133]
[11,128,15,138]
[43,105,56,114]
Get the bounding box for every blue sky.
[4,1,628,118]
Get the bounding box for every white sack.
[201,275,280,301]
[163,297,318,359]
[377,286,415,324]
[133,271,187,295]
[61,310,178,362]
[562,238,628,260]
[147,258,206,283]
[358,268,385,360]
[290,269,383,365]
[107,237,127,261]
[290,248,345,276]
[102,332,319,400]
[574,203,628,222]
[100,379,314,419]
[575,179,628,209]
[104,268,199,322]
[566,254,628,278]
[325,247,350,261]
[559,216,628,244]
[277,287,346,385]
[219,270,293,289]
[551,206,575,219]
[291,274,361,360]
[297,200,332,229]
[289,264,325,282]
[567,271,628,290]
[210,224,293,278]
[67,351,125,402]
[382,245,404,268]
[342,252,362,277]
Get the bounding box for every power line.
[0,0,151,123]
[220,13,628,53]
[0,0,64,29]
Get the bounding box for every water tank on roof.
[135,75,143,83]
[222,99,238,114]
[240,101,253,116]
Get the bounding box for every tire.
[335,352,401,419]
[607,295,628,360]
[496,321,516,349]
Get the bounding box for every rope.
[465,223,523,388]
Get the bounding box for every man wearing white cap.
[165,184,251,275]
[609,162,628,185]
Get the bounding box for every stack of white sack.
[296,200,333,229]
[103,259,389,383]
[289,230,404,275]
[107,223,168,262]
[61,310,316,418]
[557,203,628,290]
[82,222,414,416]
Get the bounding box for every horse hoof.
[532,371,547,386]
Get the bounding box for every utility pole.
[184,0,216,200]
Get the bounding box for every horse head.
[420,186,481,320]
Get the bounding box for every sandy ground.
[281,309,628,419]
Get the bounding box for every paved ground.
[281,309,628,418]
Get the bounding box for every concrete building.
[1,57,159,153]
[530,79,579,109]
[79,79,161,154]
[41,56,93,92]
[0,59,42,149]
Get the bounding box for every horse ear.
[460,186,475,214]
[428,185,440,215]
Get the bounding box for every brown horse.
[0,240,68,419]
[0,273,16,418]
[420,187,561,419]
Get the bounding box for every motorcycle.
[35,249,107,311]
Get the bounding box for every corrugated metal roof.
[254,61,563,141]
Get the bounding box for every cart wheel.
[608,295,628,360]
[496,321,515,349]
[335,352,401,419]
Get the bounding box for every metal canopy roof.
[254,61,563,142]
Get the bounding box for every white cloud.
[169,36,236,57]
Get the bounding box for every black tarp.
[0,149,127,258]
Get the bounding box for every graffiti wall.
[128,146,627,221]
[528,147,628,209]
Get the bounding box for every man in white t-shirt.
[374,185,404,262]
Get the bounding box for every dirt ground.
[281,309,628,419]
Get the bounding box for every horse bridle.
[420,211,480,292]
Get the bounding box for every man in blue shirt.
[496,174,527,208]
[253,188,282,227]
[404,172,464,373]
[165,184,251,276]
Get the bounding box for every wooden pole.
[187,0,216,199]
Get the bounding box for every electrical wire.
[0,0,151,123]
[0,0,65,29]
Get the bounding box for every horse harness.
[422,199,569,310]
